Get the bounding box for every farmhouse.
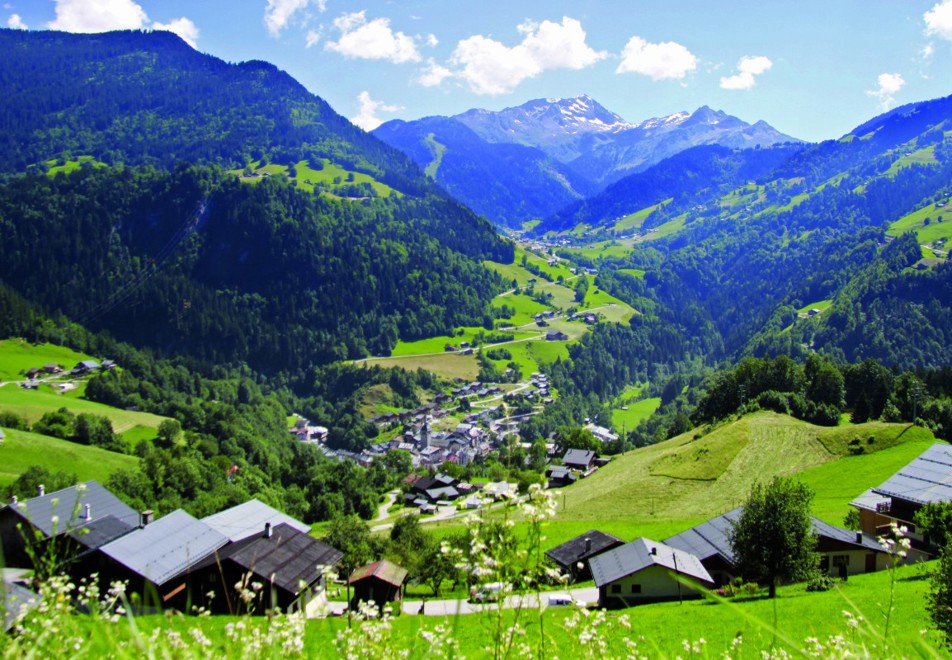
[348,560,408,612]
[201,499,310,542]
[589,538,714,608]
[189,522,343,616]
[545,530,625,582]
[851,442,952,558]
[545,331,569,341]
[77,509,229,611]
[664,507,890,585]
[0,481,140,568]
[546,465,577,488]
[562,448,596,471]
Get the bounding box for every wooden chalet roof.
[545,529,625,569]
[3,480,139,539]
[348,559,408,587]
[220,523,343,595]
[588,537,713,588]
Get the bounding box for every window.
[630,584,641,594]
[832,555,849,567]
[610,584,621,594]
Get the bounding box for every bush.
[806,572,836,592]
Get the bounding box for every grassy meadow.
[0,338,93,381]
[0,427,138,487]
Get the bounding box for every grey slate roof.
[201,499,310,542]
[3,480,139,539]
[98,510,228,586]
[3,581,39,632]
[563,449,595,468]
[69,514,135,550]
[545,529,625,569]
[664,507,886,566]
[589,537,714,588]
[872,442,952,505]
[221,523,343,595]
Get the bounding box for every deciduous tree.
[728,477,817,598]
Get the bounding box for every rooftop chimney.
[84,503,92,521]
[265,522,273,538]
[650,546,657,556]
[855,531,863,544]
[584,537,592,553]
[38,484,45,497]
[140,510,153,527]
[11,496,17,505]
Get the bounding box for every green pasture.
[491,293,553,326]
[887,199,952,257]
[885,145,937,176]
[44,156,104,176]
[357,353,480,381]
[617,268,645,279]
[0,339,94,381]
[611,201,666,233]
[0,428,138,487]
[611,397,661,431]
[0,383,168,435]
[98,555,935,658]
[423,133,446,178]
[637,214,687,242]
[234,158,395,198]
[554,412,935,538]
[797,299,832,315]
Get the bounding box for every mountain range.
[374,95,798,226]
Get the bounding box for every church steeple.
[420,416,430,449]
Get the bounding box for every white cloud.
[720,55,772,90]
[48,0,148,32]
[152,17,199,48]
[922,42,936,59]
[867,72,905,110]
[616,35,697,81]
[418,58,453,87]
[925,0,952,40]
[350,91,402,131]
[426,33,438,47]
[7,13,26,29]
[264,0,309,36]
[305,30,321,48]
[448,16,605,95]
[326,11,421,63]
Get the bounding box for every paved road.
[328,587,599,617]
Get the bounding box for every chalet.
[545,331,568,341]
[72,360,101,374]
[101,359,117,370]
[545,530,625,582]
[546,465,577,488]
[42,363,63,375]
[78,510,228,611]
[542,310,556,319]
[851,442,952,558]
[589,538,713,608]
[189,523,342,616]
[349,560,408,611]
[562,449,596,471]
[584,423,618,444]
[24,368,42,379]
[664,507,890,585]
[202,499,310,542]
[0,481,140,568]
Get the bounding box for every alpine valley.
[1,27,952,606]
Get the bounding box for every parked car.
[547,593,579,607]
[470,582,506,602]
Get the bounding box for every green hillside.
[548,412,936,545]
[0,428,138,487]
[0,338,93,381]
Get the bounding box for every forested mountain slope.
[0,29,428,194]
[0,165,511,372]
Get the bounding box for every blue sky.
[7,1,952,141]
